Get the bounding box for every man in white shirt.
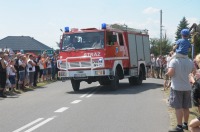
[155,55,162,78]
[27,54,36,88]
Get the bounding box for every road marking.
[80,88,97,98]
[71,100,82,104]
[86,90,97,98]
[54,107,69,113]
[80,87,99,98]
[13,118,44,132]
[24,117,55,132]
[80,93,88,98]
[86,87,100,98]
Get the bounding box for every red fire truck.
[57,23,150,91]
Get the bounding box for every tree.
[150,38,172,56]
[193,25,200,56]
[150,38,160,56]
[175,17,190,41]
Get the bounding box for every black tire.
[129,69,143,85]
[135,69,143,85]
[71,79,80,91]
[128,77,135,85]
[110,70,119,90]
[99,80,111,85]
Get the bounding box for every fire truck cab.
[57,23,150,91]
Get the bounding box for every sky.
[0,0,199,49]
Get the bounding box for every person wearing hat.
[167,29,194,132]
[172,29,191,59]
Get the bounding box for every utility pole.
[160,10,162,55]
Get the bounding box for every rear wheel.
[110,70,119,90]
[71,79,80,91]
[128,68,143,85]
[135,69,143,85]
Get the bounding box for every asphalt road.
[0,78,169,132]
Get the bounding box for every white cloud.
[143,7,160,14]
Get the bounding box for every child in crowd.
[172,29,191,59]
[189,117,200,132]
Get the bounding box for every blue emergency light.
[65,27,69,32]
[101,23,106,29]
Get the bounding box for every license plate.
[74,73,86,77]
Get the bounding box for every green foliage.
[150,38,172,56]
[194,34,200,55]
[175,17,189,41]
[193,24,200,55]
[150,38,160,56]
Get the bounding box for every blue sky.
[0,0,199,49]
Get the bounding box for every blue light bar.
[65,27,69,32]
[101,23,106,29]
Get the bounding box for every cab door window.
[118,33,124,46]
[106,31,117,45]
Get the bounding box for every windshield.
[61,32,104,51]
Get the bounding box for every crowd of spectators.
[0,50,59,98]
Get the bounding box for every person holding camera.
[27,54,36,88]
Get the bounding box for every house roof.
[0,36,52,51]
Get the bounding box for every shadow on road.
[67,82,163,95]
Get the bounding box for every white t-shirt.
[39,60,44,69]
[7,65,16,76]
[151,57,155,67]
[156,58,161,67]
[18,59,24,66]
[47,60,51,68]
[169,58,194,91]
[27,59,35,72]
[166,56,171,68]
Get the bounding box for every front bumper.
[58,69,111,78]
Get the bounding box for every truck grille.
[60,62,67,69]
[69,62,91,68]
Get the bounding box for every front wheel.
[71,79,80,91]
[99,80,111,85]
[110,70,119,90]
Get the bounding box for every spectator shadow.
[0,98,5,100]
